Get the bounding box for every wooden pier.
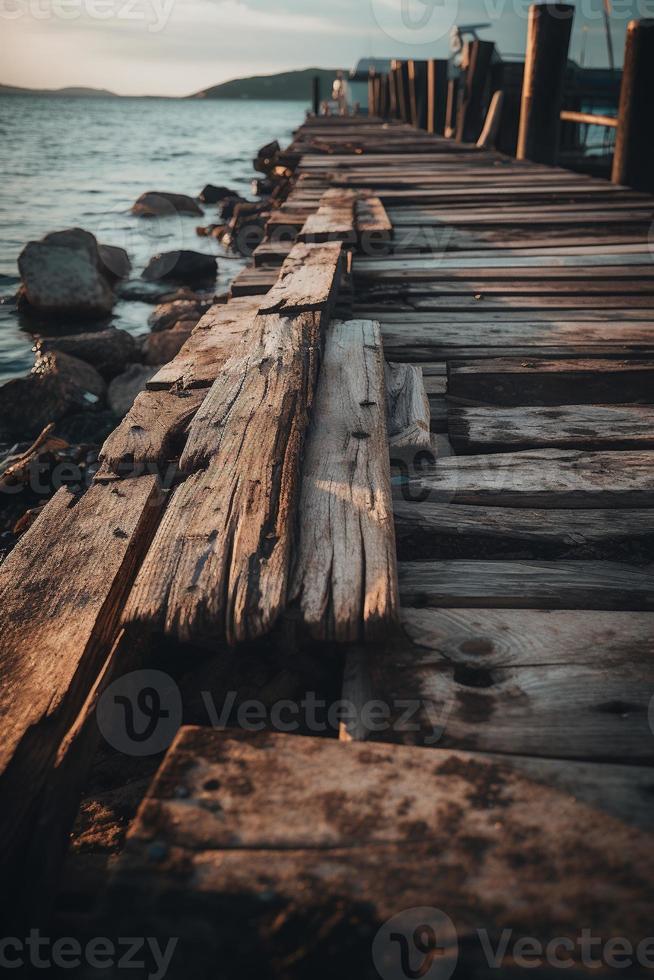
[1,111,653,976]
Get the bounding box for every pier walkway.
[1,116,653,976]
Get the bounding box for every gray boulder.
[36,327,137,379]
[142,323,194,365]
[199,184,239,204]
[98,243,131,283]
[18,228,115,319]
[141,250,217,285]
[148,298,209,332]
[108,364,160,418]
[0,351,107,440]
[132,192,203,217]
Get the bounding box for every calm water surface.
[0,96,305,384]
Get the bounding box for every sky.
[0,0,643,96]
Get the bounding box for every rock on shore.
[148,297,211,332]
[0,351,106,440]
[141,250,217,285]
[198,184,240,204]
[18,229,117,320]
[108,364,160,417]
[36,328,137,379]
[132,192,203,217]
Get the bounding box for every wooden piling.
[445,77,459,137]
[517,3,575,164]
[408,60,428,129]
[612,19,654,192]
[455,40,495,143]
[312,75,320,116]
[368,72,377,117]
[388,63,399,118]
[427,59,448,135]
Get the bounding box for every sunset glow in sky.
[0,0,638,96]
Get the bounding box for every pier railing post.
[396,61,411,122]
[612,19,654,192]
[389,61,399,118]
[455,40,495,142]
[312,75,320,116]
[445,78,459,137]
[368,71,377,117]
[408,60,428,129]
[516,3,574,164]
[427,59,448,135]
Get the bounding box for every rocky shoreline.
[0,145,289,557]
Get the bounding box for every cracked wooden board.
[97,388,206,476]
[99,728,654,978]
[341,607,654,766]
[290,319,399,642]
[123,312,324,647]
[0,477,163,885]
[258,241,343,315]
[385,362,431,449]
[146,296,262,391]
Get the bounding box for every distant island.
[0,68,342,101]
[190,67,341,100]
[0,83,117,97]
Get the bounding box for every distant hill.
[0,83,117,97]
[190,67,341,101]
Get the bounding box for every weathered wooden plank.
[123,312,324,646]
[259,241,343,314]
[101,727,654,977]
[448,357,654,404]
[355,261,654,280]
[252,239,294,268]
[399,448,654,507]
[147,296,261,391]
[343,607,654,766]
[394,499,654,548]
[298,189,356,243]
[450,404,654,452]
[356,195,392,251]
[398,560,654,610]
[0,477,163,886]
[355,251,654,270]
[380,320,654,360]
[97,388,206,475]
[384,362,431,448]
[230,267,277,296]
[289,320,398,642]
